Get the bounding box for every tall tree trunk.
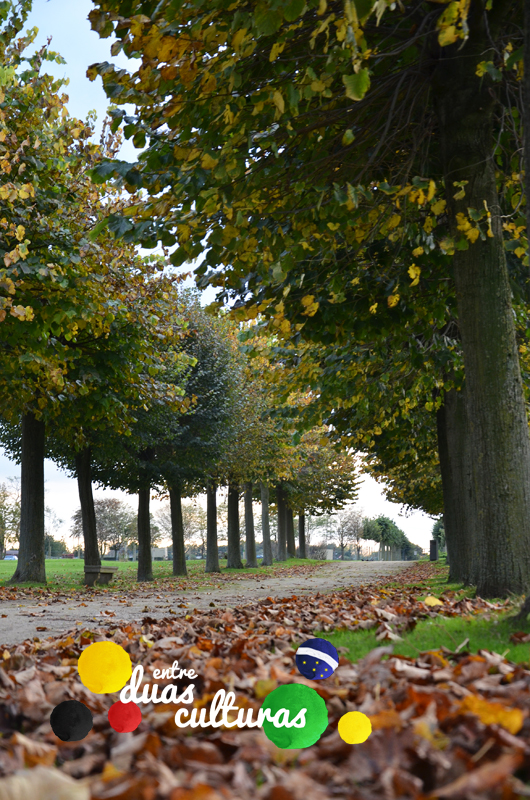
[276,484,287,561]
[298,512,307,558]
[206,480,220,573]
[137,487,153,582]
[75,447,100,568]
[226,483,243,568]
[244,482,257,567]
[260,483,273,566]
[285,504,296,558]
[169,484,187,576]
[437,388,476,585]
[10,413,45,583]
[432,14,530,597]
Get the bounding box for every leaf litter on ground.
[0,562,528,799]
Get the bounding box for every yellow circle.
[78,641,132,694]
[338,712,372,744]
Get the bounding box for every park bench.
[84,564,118,587]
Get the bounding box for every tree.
[71,498,137,559]
[336,507,364,560]
[88,0,530,597]
[0,478,20,559]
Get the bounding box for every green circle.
[261,684,328,749]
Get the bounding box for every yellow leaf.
[408,264,421,286]
[351,277,360,286]
[269,42,285,61]
[438,25,458,46]
[255,679,277,698]
[15,225,25,242]
[459,695,523,735]
[301,295,315,307]
[71,128,81,139]
[201,73,217,93]
[201,153,219,169]
[465,227,480,243]
[327,222,340,230]
[273,90,285,114]
[427,179,436,202]
[412,246,423,257]
[424,595,443,606]
[311,79,326,92]
[431,198,446,215]
[369,303,378,314]
[387,214,401,229]
[318,0,327,13]
[387,294,400,308]
[319,437,328,446]
[515,247,526,257]
[232,29,247,51]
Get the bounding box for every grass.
[321,558,530,664]
[324,614,530,665]
[0,557,325,593]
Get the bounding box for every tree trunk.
[206,480,220,573]
[432,15,530,597]
[75,447,100,570]
[169,484,187,576]
[260,483,273,566]
[244,482,257,567]
[285,504,296,559]
[226,483,243,568]
[276,484,287,561]
[436,388,476,585]
[298,512,307,559]
[137,487,153,582]
[9,413,45,583]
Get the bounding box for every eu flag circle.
[295,638,339,680]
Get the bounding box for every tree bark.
[137,487,153,582]
[432,14,530,597]
[9,413,46,584]
[276,484,287,561]
[205,480,220,573]
[260,483,273,566]
[436,388,476,585]
[169,484,187,576]
[285,504,296,558]
[226,483,243,568]
[298,512,307,558]
[75,447,100,570]
[244,482,257,567]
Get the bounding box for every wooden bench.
[84,565,118,587]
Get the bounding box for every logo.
[49,636,372,748]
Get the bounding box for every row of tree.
[85,0,530,596]
[0,4,363,585]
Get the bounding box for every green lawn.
[0,557,325,593]
[323,613,530,664]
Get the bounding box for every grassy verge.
[321,559,530,664]
[325,614,530,665]
[0,557,326,593]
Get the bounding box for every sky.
[0,0,438,550]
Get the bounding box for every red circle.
[108,700,142,732]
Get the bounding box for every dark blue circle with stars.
[295,638,339,680]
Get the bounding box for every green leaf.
[283,0,306,22]
[254,4,283,35]
[342,70,371,101]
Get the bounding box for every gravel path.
[0,560,411,645]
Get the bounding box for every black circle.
[50,700,93,742]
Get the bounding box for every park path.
[0,560,411,646]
